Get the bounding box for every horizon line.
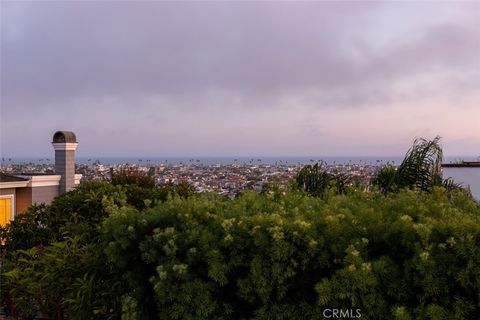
[3,155,478,159]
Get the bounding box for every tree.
[110,166,156,189]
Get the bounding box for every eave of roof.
[0,173,29,183]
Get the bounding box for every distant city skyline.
[1,1,479,157]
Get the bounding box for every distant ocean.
[2,156,470,165]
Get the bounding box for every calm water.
[442,168,480,200]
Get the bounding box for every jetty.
[441,161,480,168]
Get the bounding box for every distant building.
[0,131,82,226]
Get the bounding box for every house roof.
[0,173,29,183]
[19,173,55,176]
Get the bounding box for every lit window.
[0,196,14,226]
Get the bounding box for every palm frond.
[394,136,443,192]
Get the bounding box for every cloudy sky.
[1,1,479,157]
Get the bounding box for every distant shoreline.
[2,156,477,166]
[2,156,405,166]
[442,162,480,168]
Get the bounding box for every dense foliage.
[0,179,189,319]
[1,181,127,319]
[102,188,480,319]
[1,138,479,319]
[2,182,479,319]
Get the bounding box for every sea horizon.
[2,155,477,166]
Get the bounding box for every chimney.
[52,131,78,193]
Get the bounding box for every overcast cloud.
[1,1,479,157]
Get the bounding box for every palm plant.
[371,165,397,194]
[295,162,352,197]
[373,136,444,193]
[442,177,467,194]
[296,163,331,197]
[394,136,443,192]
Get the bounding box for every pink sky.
[1,1,479,157]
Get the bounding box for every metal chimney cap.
[52,131,77,143]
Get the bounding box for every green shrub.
[2,237,121,319]
[0,180,178,319]
[103,188,480,319]
[0,181,128,319]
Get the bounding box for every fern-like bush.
[103,188,480,319]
